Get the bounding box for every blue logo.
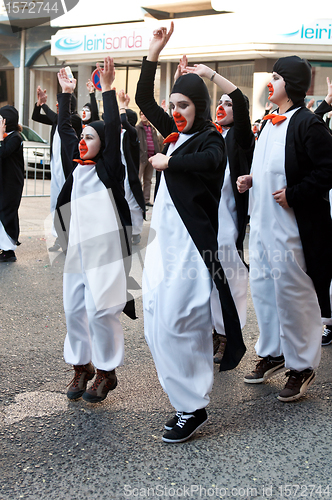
[281,30,300,37]
[55,37,83,51]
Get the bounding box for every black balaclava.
[0,105,18,132]
[86,120,105,162]
[125,109,138,127]
[273,56,312,106]
[83,102,91,111]
[171,73,211,134]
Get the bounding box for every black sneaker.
[244,355,285,384]
[162,408,208,443]
[0,250,16,262]
[322,326,332,346]
[277,369,315,402]
[164,411,181,430]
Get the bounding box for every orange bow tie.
[163,132,179,144]
[213,122,223,134]
[263,114,287,125]
[73,159,96,165]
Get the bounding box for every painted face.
[79,126,101,160]
[215,95,233,126]
[81,106,91,122]
[56,102,59,114]
[169,93,195,133]
[267,73,288,105]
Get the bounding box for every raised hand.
[185,63,213,80]
[148,21,174,62]
[325,76,332,106]
[97,57,115,93]
[57,68,76,93]
[86,79,95,93]
[37,86,47,106]
[118,89,127,108]
[174,55,188,82]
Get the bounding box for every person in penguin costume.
[184,62,254,364]
[237,55,332,402]
[32,86,82,252]
[136,22,246,444]
[54,57,136,404]
[0,105,24,263]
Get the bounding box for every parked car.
[20,126,51,178]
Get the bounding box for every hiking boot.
[322,326,332,346]
[164,411,181,430]
[277,369,315,402]
[213,335,227,364]
[66,362,95,400]
[244,355,285,384]
[162,408,208,443]
[82,369,117,403]
[0,250,17,262]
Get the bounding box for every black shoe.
[146,201,153,207]
[162,408,208,443]
[322,326,332,346]
[0,250,17,262]
[164,411,181,430]
[244,355,285,384]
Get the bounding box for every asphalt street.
[0,190,331,500]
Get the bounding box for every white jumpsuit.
[249,108,322,371]
[143,134,214,413]
[63,162,127,371]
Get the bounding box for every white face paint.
[81,107,91,122]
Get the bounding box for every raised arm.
[98,57,124,184]
[135,23,175,138]
[185,63,254,150]
[86,79,100,122]
[57,68,80,174]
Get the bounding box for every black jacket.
[135,57,245,370]
[282,106,332,317]
[224,88,254,254]
[0,131,24,242]
[121,113,145,216]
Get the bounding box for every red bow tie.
[163,132,179,144]
[1,132,8,139]
[263,114,287,125]
[73,159,96,165]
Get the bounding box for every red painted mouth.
[267,83,274,100]
[82,110,86,119]
[216,104,227,122]
[173,111,187,132]
[79,139,88,158]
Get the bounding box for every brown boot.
[66,362,95,400]
[213,335,227,364]
[82,369,117,403]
